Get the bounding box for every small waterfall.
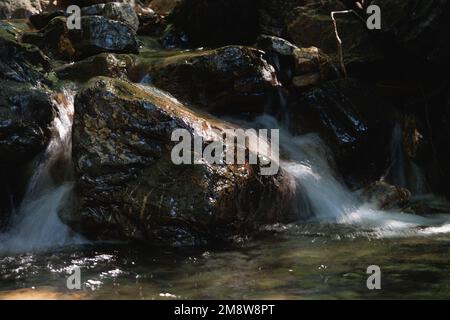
[245,115,450,237]
[388,123,407,188]
[0,90,84,254]
[387,122,429,195]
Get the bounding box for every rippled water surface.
[1,224,449,300]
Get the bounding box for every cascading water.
[242,115,450,238]
[0,90,85,254]
[387,122,429,195]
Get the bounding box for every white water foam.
[248,115,450,238]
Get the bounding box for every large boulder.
[22,15,139,61]
[64,77,294,246]
[129,46,281,115]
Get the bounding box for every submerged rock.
[22,15,139,61]
[130,46,281,115]
[66,77,294,246]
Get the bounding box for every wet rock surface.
[0,81,54,164]
[81,2,139,31]
[66,77,294,246]
[362,181,411,210]
[55,52,131,82]
[0,23,50,84]
[130,46,281,115]
[289,79,394,187]
[22,15,139,61]
[0,0,449,244]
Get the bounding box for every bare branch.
[331,10,354,79]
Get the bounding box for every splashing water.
[0,90,85,254]
[243,115,450,238]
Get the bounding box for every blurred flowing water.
[0,90,85,254]
[0,109,450,299]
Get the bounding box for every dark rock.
[256,35,338,87]
[286,0,384,74]
[361,181,411,210]
[81,2,139,31]
[129,46,281,115]
[402,195,450,215]
[22,15,139,61]
[149,0,180,16]
[258,0,306,37]
[136,6,166,37]
[371,0,450,69]
[0,80,54,165]
[29,10,65,30]
[169,0,260,47]
[256,35,298,57]
[289,79,395,187]
[55,52,132,82]
[0,24,51,84]
[64,77,294,246]
[57,0,132,8]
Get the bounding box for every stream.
[0,91,449,299]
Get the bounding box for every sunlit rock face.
[22,15,139,61]
[65,77,294,247]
